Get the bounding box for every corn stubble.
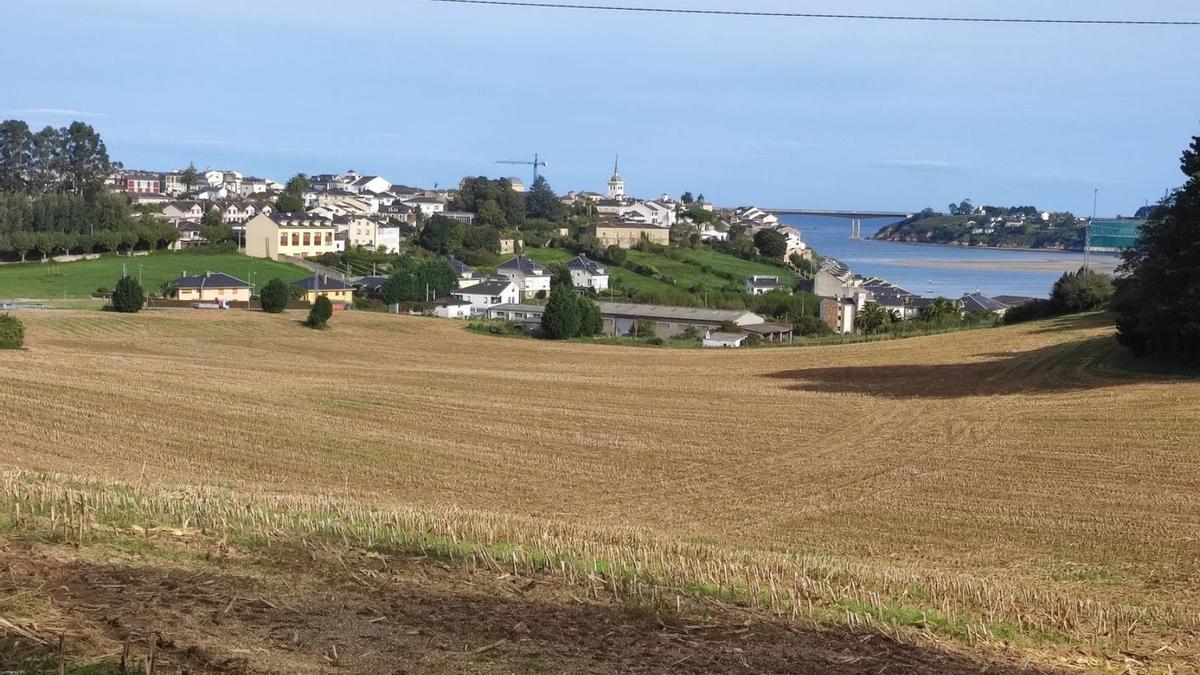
[2,309,1199,670]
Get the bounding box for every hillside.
[2,309,1198,671]
[523,245,798,308]
[874,213,1086,249]
[0,251,310,299]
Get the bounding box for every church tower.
[607,156,625,200]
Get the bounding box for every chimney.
[205,271,211,278]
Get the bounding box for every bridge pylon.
[850,218,862,240]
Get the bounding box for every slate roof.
[174,272,250,289]
[566,255,606,275]
[455,278,514,296]
[292,275,351,291]
[597,302,763,324]
[447,256,480,277]
[271,213,333,228]
[354,276,387,292]
[960,293,1008,313]
[497,255,548,276]
[433,296,473,307]
[746,276,783,288]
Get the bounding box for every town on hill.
[0,120,1058,344]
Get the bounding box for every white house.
[746,275,787,295]
[495,255,552,299]
[566,254,610,292]
[703,331,747,348]
[433,297,474,319]
[448,256,484,288]
[238,177,269,196]
[162,201,206,224]
[699,226,728,242]
[377,224,402,254]
[348,175,392,195]
[402,195,446,216]
[451,278,519,316]
[194,185,228,201]
[332,216,379,250]
[619,201,676,227]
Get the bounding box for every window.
[291,232,300,246]
[325,232,333,245]
[303,232,311,246]
[280,233,288,246]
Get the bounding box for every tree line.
[0,119,179,261]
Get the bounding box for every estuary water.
[781,215,1121,299]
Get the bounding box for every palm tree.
[921,297,958,323]
[855,302,892,334]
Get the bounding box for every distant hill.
[873,207,1085,249]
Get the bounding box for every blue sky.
[3,0,1197,215]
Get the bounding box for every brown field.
[2,308,1199,672]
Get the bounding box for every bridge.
[765,208,913,240]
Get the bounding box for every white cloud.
[866,159,963,172]
[3,108,106,118]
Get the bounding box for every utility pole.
[1086,187,1098,270]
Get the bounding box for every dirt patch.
[0,535,1057,674]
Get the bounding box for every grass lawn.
[0,251,310,299]
[521,247,694,303]
[672,247,796,285]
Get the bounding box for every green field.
[522,245,795,306]
[0,252,310,299]
[628,247,796,289]
[521,247,695,302]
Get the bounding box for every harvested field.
[1,308,1199,671]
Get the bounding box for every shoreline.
[862,236,1122,258]
[884,257,1120,273]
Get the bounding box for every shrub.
[94,286,109,295]
[109,276,145,313]
[794,316,833,337]
[680,324,702,341]
[0,314,24,349]
[541,285,580,339]
[260,278,290,313]
[1003,299,1058,325]
[1051,268,1113,313]
[633,319,657,338]
[305,295,333,328]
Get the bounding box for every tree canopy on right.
[1113,133,1200,363]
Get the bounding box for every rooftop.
[292,274,351,291]
[455,278,514,296]
[174,272,250,289]
[597,302,761,324]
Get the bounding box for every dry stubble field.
[2,308,1199,671]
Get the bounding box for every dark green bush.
[109,276,145,313]
[0,314,24,349]
[259,278,290,313]
[306,295,333,328]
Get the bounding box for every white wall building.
[566,254,610,292]
[495,255,552,299]
[451,278,520,316]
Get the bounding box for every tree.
[60,122,111,196]
[576,295,603,336]
[110,275,145,313]
[1114,133,1200,362]
[549,262,573,289]
[525,175,561,221]
[306,295,333,328]
[260,278,291,313]
[541,284,581,339]
[1052,268,1113,314]
[0,120,33,192]
[920,297,959,324]
[276,173,310,213]
[855,302,892,334]
[753,228,787,259]
[276,193,304,213]
[680,191,694,205]
[199,208,233,244]
[181,163,198,193]
[0,314,24,350]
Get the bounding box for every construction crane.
[495,153,547,186]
